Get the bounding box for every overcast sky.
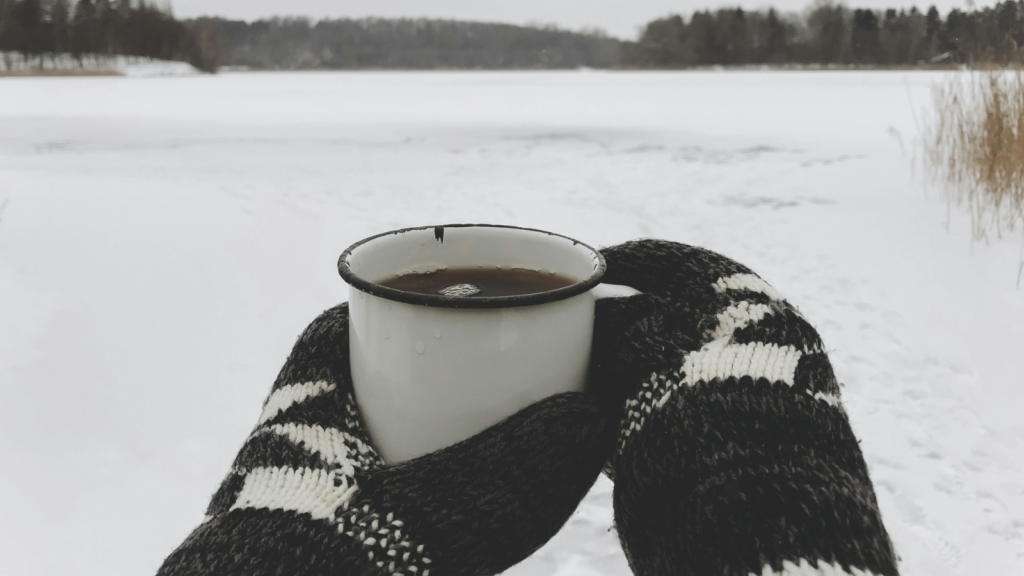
[170,0,987,40]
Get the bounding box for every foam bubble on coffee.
[438,283,482,297]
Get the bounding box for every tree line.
[0,0,215,71]
[3,0,1024,71]
[189,17,621,70]
[624,0,1024,67]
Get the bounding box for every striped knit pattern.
[157,304,612,576]
[593,240,899,576]
[158,305,429,576]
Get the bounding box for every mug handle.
[591,283,643,299]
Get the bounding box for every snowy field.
[1,70,1022,576]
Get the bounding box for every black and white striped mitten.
[589,240,899,576]
[157,303,612,576]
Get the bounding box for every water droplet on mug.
[415,341,425,354]
[438,283,481,297]
[433,328,442,340]
[384,333,390,340]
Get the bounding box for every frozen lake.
[1,70,1022,576]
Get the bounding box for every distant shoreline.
[0,63,976,78]
[0,69,122,77]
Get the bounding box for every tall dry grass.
[925,69,1024,243]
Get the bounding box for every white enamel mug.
[339,224,633,463]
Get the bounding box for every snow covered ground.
[0,70,1022,576]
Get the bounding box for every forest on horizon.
[2,0,1024,71]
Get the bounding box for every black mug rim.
[338,224,607,309]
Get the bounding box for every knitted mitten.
[589,240,899,576]
[157,303,612,576]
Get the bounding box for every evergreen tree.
[944,8,974,62]
[807,0,849,63]
[51,0,70,53]
[925,5,942,59]
[636,14,689,66]
[851,9,880,63]
[11,0,42,57]
[689,10,721,64]
[994,0,1022,59]
[720,8,751,64]
[888,9,914,63]
[93,0,112,53]
[764,8,788,62]
[71,0,95,56]
[907,7,929,62]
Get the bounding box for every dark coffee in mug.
[377,267,577,297]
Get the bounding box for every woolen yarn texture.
[156,304,612,576]
[590,240,899,576]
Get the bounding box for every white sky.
[170,0,988,40]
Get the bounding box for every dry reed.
[925,68,1024,242]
